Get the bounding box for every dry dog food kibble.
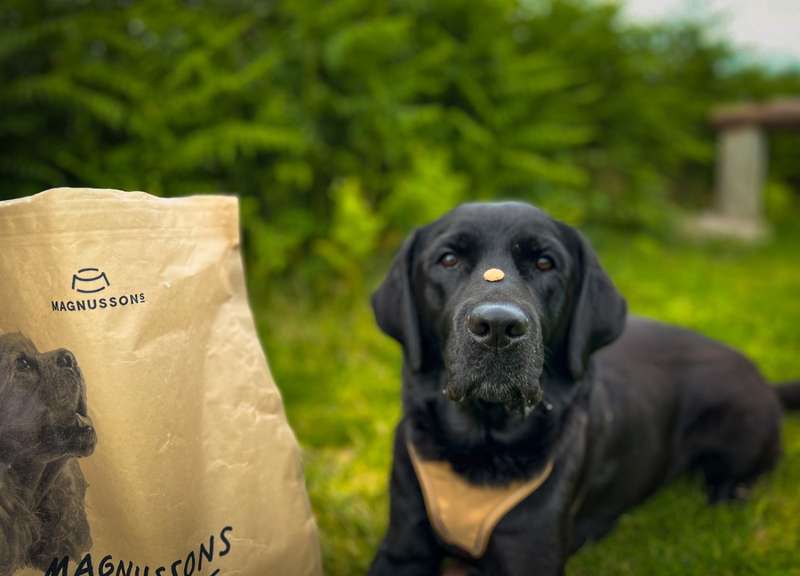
[483,268,505,282]
[0,188,322,576]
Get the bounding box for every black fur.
[369,202,792,576]
[0,333,96,576]
[776,381,800,410]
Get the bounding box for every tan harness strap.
[407,440,554,558]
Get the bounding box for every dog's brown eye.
[439,253,459,268]
[535,256,554,271]
[16,356,32,371]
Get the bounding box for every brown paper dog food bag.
[0,188,322,576]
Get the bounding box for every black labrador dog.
[0,333,96,576]
[369,202,800,575]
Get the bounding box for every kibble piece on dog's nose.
[483,268,505,282]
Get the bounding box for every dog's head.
[0,333,96,463]
[372,202,627,416]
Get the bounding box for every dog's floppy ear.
[560,224,627,379]
[371,230,423,372]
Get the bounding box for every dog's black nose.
[467,303,529,348]
[56,350,75,369]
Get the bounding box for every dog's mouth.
[442,346,545,416]
[74,411,92,430]
[467,379,543,412]
[62,384,97,455]
[41,408,97,458]
[69,410,96,455]
[443,368,544,416]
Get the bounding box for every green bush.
[1,0,799,287]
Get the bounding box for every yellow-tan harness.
[407,440,554,558]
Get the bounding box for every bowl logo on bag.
[71,268,110,294]
[52,268,146,313]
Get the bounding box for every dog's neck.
[403,364,593,485]
[0,454,69,506]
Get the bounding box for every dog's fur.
[0,333,96,575]
[369,202,800,575]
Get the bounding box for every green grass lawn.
[256,224,800,576]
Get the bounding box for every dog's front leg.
[369,420,443,576]
[480,506,569,576]
[477,403,590,576]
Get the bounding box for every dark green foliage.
[2,0,799,287]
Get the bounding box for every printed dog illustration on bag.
[0,333,96,576]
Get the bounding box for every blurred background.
[1,0,799,573]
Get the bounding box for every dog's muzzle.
[443,301,544,413]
